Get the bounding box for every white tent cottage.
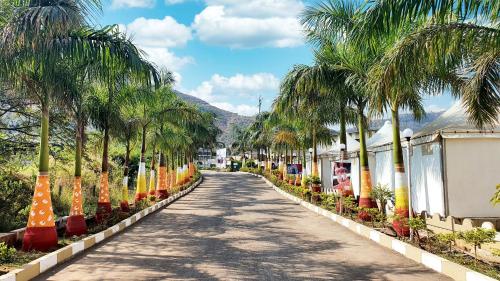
[410,102,500,218]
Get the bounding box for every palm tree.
[278,63,345,179]
[54,65,92,236]
[0,0,156,251]
[301,0,429,234]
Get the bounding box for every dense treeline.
[0,0,219,251]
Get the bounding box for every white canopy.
[367,121,394,149]
[412,101,500,145]
[319,134,360,157]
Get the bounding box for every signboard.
[216,148,227,168]
[333,162,353,196]
[287,164,303,175]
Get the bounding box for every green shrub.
[342,196,357,218]
[0,242,17,263]
[310,175,321,184]
[458,228,496,261]
[0,173,33,232]
[435,232,457,252]
[408,216,427,244]
[491,184,499,205]
[370,183,393,215]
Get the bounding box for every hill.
[175,91,254,146]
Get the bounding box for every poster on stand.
[287,164,303,174]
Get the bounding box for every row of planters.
[0,172,201,276]
[247,168,500,280]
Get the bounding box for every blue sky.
[98,0,454,116]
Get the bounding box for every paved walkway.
[36,172,450,281]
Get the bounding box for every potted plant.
[309,176,322,193]
[302,188,312,202]
[288,175,295,185]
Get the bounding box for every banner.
[287,164,303,175]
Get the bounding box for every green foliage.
[320,193,336,212]
[341,196,357,218]
[0,173,33,232]
[491,184,500,205]
[459,228,496,260]
[436,232,457,252]
[371,183,393,214]
[310,175,321,184]
[492,248,500,257]
[408,217,426,232]
[0,242,16,263]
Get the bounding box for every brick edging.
[242,172,496,281]
[0,177,203,281]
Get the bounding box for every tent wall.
[410,142,445,216]
[351,157,360,197]
[374,149,395,190]
[445,138,500,218]
[320,158,332,189]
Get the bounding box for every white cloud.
[192,0,305,48]
[111,0,155,9]
[142,47,194,71]
[211,102,259,116]
[119,17,194,72]
[120,16,192,48]
[188,73,279,102]
[187,73,278,115]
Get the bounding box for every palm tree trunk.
[66,118,88,235]
[135,125,147,201]
[156,152,168,199]
[312,126,319,177]
[148,146,156,196]
[301,147,307,187]
[23,95,57,251]
[339,107,347,160]
[97,115,112,218]
[357,105,374,220]
[120,137,131,211]
[391,107,410,236]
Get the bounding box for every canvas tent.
[367,121,398,193]
[410,102,500,218]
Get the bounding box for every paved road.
[36,172,450,281]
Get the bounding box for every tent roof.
[412,101,500,143]
[319,134,360,156]
[367,121,395,149]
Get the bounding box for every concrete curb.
[242,172,496,281]
[0,177,203,281]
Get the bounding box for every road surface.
[36,172,450,281]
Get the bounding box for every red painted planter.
[393,209,410,237]
[65,215,87,237]
[120,201,130,212]
[96,202,112,223]
[311,184,321,193]
[22,226,58,252]
[155,190,169,200]
[135,192,147,202]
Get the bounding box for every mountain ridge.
[175,90,254,146]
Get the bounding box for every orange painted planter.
[66,176,87,236]
[96,172,112,222]
[23,174,58,251]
